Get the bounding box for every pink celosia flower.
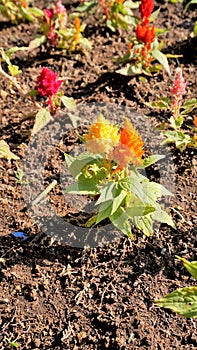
[56,0,66,15]
[171,68,187,119]
[36,67,63,98]
[171,68,187,100]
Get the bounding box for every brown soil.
[0,1,197,349]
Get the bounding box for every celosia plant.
[155,256,197,318]
[65,115,175,237]
[146,67,197,151]
[0,0,43,23]
[35,67,63,112]
[29,0,91,52]
[117,0,171,75]
[0,48,76,134]
[31,66,76,133]
[75,0,137,31]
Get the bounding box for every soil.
[0,1,197,349]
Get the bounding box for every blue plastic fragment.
[11,231,28,240]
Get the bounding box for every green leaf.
[75,1,97,13]
[78,37,92,50]
[155,286,197,318]
[137,155,165,169]
[142,181,173,204]
[126,204,155,218]
[96,182,116,205]
[181,98,197,114]
[151,49,171,75]
[64,153,75,168]
[145,98,170,110]
[0,140,19,161]
[185,0,197,11]
[28,35,46,50]
[8,64,21,77]
[162,130,192,151]
[132,213,154,236]
[129,171,146,203]
[0,48,11,65]
[176,256,197,281]
[19,5,35,21]
[96,200,113,224]
[64,181,96,195]
[32,108,51,135]
[169,115,184,130]
[29,7,44,17]
[6,338,20,348]
[67,112,81,128]
[149,8,160,21]
[6,46,29,56]
[165,54,183,58]
[110,207,132,237]
[60,96,76,111]
[68,153,102,178]
[111,190,127,215]
[124,0,139,10]
[193,21,197,36]
[153,207,176,229]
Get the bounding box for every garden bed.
[0,1,197,349]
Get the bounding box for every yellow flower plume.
[84,115,120,155]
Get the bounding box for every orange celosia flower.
[194,116,197,128]
[113,118,144,167]
[114,0,125,4]
[74,17,81,33]
[84,115,120,155]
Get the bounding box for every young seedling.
[0,140,19,161]
[146,67,197,151]
[0,0,43,23]
[29,0,91,53]
[155,256,197,318]
[0,49,76,133]
[65,115,175,238]
[30,66,77,133]
[75,0,137,31]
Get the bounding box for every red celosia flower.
[145,25,155,44]
[139,0,154,24]
[171,68,187,100]
[44,9,54,20]
[136,23,147,42]
[36,67,63,98]
[136,23,155,47]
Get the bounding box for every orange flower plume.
[194,116,197,128]
[113,118,144,167]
